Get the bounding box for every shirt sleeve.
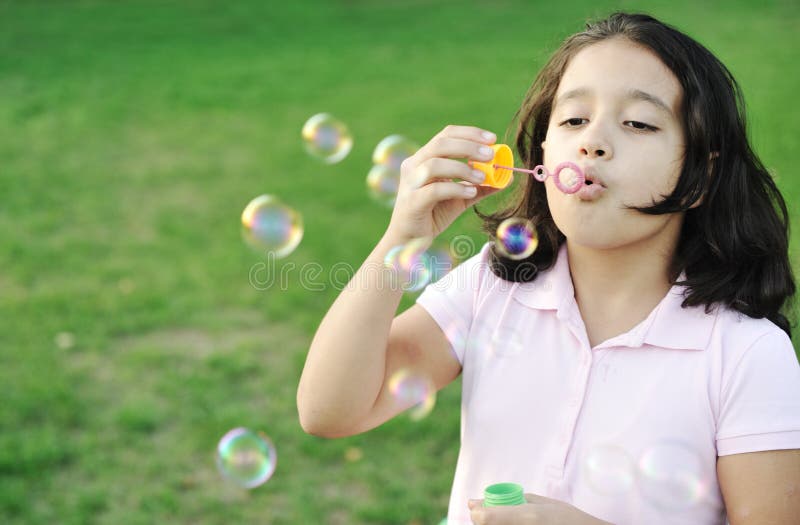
[415,242,492,365]
[716,328,800,456]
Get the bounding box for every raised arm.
[296,125,501,438]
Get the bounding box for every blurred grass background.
[0,0,797,523]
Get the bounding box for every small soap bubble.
[372,134,419,172]
[583,444,635,496]
[638,441,708,511]
[301,113,353,164]
[495,218,538,260]
[388,368,436,421]
[425,242,456,284]
[441,320,466,359]
[54,332,75,350]
[384,238,432,292]
[241,194,304,258]
[366,164,400,207]
[216,427,277,489]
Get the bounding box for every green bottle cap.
[483,482,526,506]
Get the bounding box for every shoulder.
[711,305,795,367]
[658,294,796,382]
[713,307,800,455]
[710,305,799,409]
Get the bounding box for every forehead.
[555,38,682,116]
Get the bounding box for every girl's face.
[543,37,687,251]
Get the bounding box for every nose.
[580,140,611,159]
[579,124,612,159]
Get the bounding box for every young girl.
[297,12,800,525]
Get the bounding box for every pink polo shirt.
[416,241,800,525]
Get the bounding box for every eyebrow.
[554,87,674,118]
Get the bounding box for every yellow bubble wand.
[468,144,586,194]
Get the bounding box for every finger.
[471,505,532,525]
[416,180,479,208]
[473,505,541,525]
[402,125,494,173]
[416,136,496,166]
[411,157,486,188]
[464,183,506,208]
[437,124,497,144]
[468,498,483,510]
[524,492,557,504]
[469,506,486,525]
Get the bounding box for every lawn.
[0,0,797,523]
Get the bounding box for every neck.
[566,219,682,314]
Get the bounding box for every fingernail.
[464,186,477,197]
[471,169,486,183]
[479,146,493,159]
[481,131,496,142]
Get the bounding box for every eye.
[559,118,587,127]
[625,121,658,132]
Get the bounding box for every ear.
[689,151,719,209]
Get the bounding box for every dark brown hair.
[476,12,796,337]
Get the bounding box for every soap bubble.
[301,113,353,164]
[439,320,466,361]
[366,164,400,207]
[495,218,538,260]
[383,239,457,291]
[241,194,303,258]
[384,238,432,292]
[638,441,708,511]
[372,134,419,172]
[388,368,436,421]
[216,427,277,489]
[425,242,457,284]
[583,444,635,496]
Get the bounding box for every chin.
[564,230,622,250]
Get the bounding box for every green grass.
[1,0,798,523]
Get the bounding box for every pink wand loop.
[491,162,585,194]
[553,161,585,194]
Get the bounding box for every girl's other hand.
[468,493,614,525]
[384,125,504,247]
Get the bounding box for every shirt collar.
[511,243,716,351]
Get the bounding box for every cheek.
[543,183,575,229]
[636,162,683,203]
[543,179,562,210]
[645,140,685,190]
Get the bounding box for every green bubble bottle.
[483,482,526,507]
